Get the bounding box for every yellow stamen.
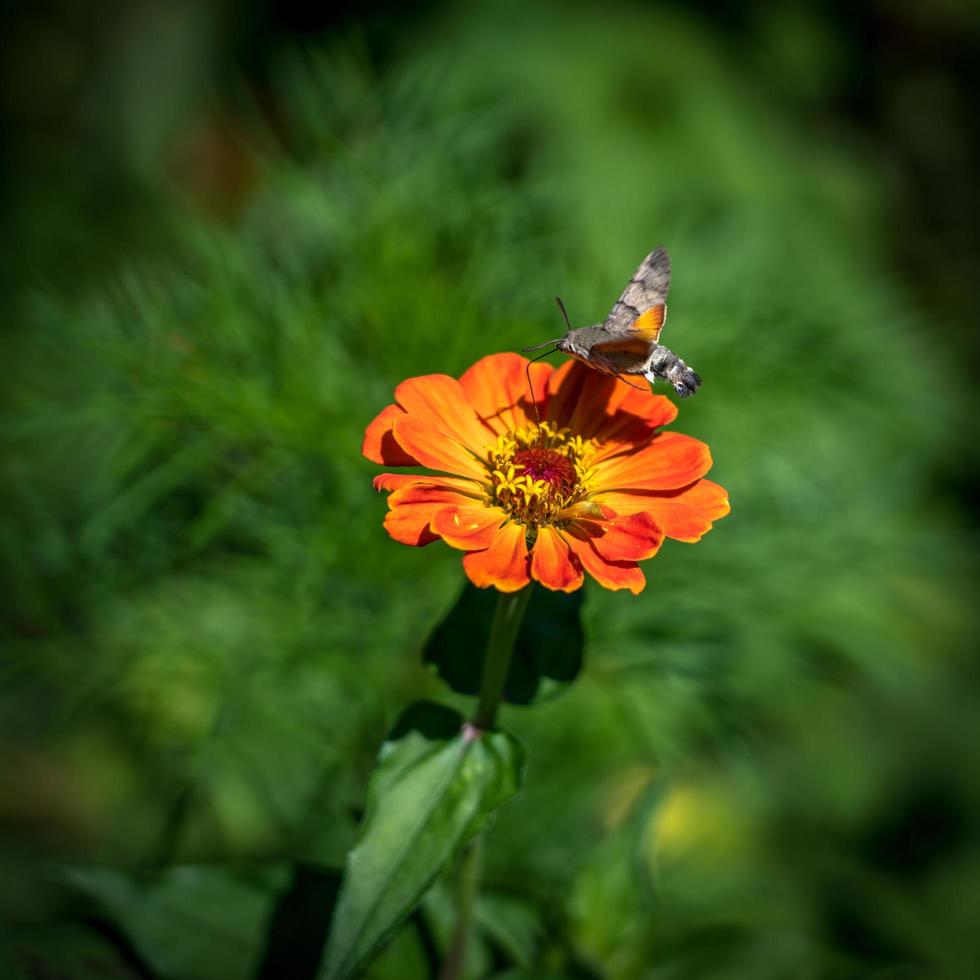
[483,422,597,528]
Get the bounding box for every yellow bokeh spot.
[649,780,754,866]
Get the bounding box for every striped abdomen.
[644,345,702,398]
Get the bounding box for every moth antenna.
[555,296,572,331]
[524,346,559,427]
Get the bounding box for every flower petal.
[392,415,489,481]
[362,403,420,466]
[462,522,531,592]
[383,511,440,547]
[373,472,421,493]
[555,364,629,437]
[594,479,730,541]
[562,527,646,594]
[459,353,553,434]
[568,379,634,438]
[383,482,481,547]
[612,386,678,430]
[587,512,664,562]
[544,361,594,430]
[589,391,678,460]
[557,499,616,521]
[395,374,493,450]
[374,474,481,494]
[430,503,508,552]
[591,431,712,492]
[530,526,584,592]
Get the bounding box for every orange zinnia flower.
[363,353,729,594]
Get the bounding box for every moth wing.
[602,247,671,342]
[592,310,665,360]
[590,336,652,358]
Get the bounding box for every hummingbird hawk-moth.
[526,247,701,398]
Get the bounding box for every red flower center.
[484,421,590,526]
[512,448,578,494]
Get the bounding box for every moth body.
[548,247,702,399]
[644,345,702,398]
[558,329,700,398]
[556,326,607,366]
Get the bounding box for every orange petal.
[589,391,678,458]
[374,473,481,494]
[570,379,643,438]
[543,361,581,427]
[395,374,493,451]
[557,499,616,521]
[591,431,712,492]
[530,526,584,592]
[543,362,678,464]
[565,373,627,438]
[392,415,489,481]
[374,472,419,493]
[612,386,677,428]
[563,527,646,594]
[545,360,648,437]
[384,510,439,547]
[362,403,420,466]
[587,512,664,562]
[458,353,553,434]
[594,480,730,541]
[462,522,531,592]
[430,503,508,552]
[384,482,481,547]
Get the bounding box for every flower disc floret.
[485,422,592,527]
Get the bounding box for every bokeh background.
[2,1,979,977]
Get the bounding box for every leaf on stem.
[423,584,584,704]
[321,700,525,980]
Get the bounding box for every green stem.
[440,585,533,980]
[474,585,534,730]
[437,837,482,980]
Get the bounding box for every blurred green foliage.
[2,1,979,977]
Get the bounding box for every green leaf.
[321,701,525,980]
[62,863,289,980]
[361,920,434,980]
[567,777,665,972]
[0,922,146,980]
[424,584,584,704]
[476,891,542,968]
